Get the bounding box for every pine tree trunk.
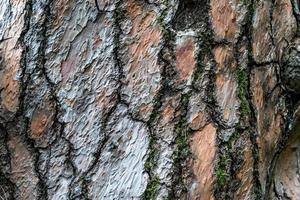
[0,0,299,199]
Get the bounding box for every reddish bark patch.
[30,109,54,139]
[0,48,22,113]
[61,56,76,83]
[211,0,238,41]
[176,37,196,84]
[190,124,216,200]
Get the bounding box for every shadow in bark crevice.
[270,106,300,199]
[172,0,210,31]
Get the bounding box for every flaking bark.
[0,0,300,199]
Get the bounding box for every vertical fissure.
[245,1,264,198]
[142,1,178,199]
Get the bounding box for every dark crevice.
[291,0,300,36]
[269,0,276,47]
[1,0,54,196]
[2,0,298,200]
[211,0,265,198]
[28,0,58,199]
[263,96,295,200]
[142,1,178,198]
[63,136,78,200]
[5,0,59,198]
[79,2,125,197]
[263,0,300,196]
[272,180,280,199]
[172,0,210,31]
[169,93,191,200]
[242,0,263,199]
[0,123,15,200]
[15,0,33,119]
[14,116,48,200]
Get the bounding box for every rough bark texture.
[0,0,300,199]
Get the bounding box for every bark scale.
[0,0,299,199]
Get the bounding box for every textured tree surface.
[0,0,300,199]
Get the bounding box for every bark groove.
[0,0,300,199]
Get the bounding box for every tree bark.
[0,0,299,199]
